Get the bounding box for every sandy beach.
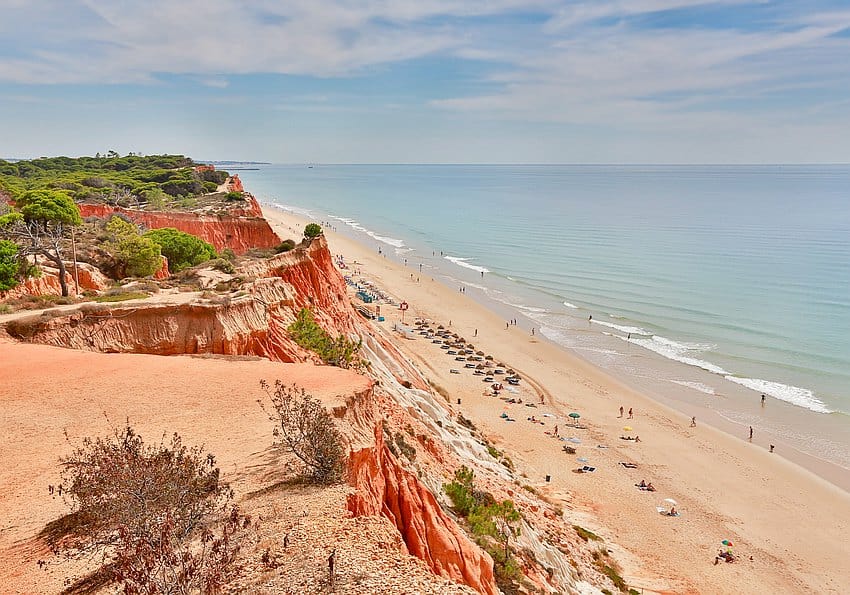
[264,206,850,594]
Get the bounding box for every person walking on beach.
[619,406,624,418]
[769,444,775,453]
[761,394,766,406]
[749,426,753,441]
[474,329,478,337]
[628,407,633,419]
[690,416,696,427]
[531,328,535,336]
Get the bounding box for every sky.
[1,0,850,163]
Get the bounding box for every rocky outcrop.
[77,203,280,254]
[241,236,357,336]
[153,256,170,280]
[4,237,356,363]
[1,262,109,300]
[227,175,244,193]
[347,426,498,595]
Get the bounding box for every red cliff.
[4,237,356,364]
[347,425,498,595]
[77,203,280,254]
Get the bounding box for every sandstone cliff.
[77,200,280,254]
[0,262,109,300]
[4,237,353,364]
[347,425,498,595]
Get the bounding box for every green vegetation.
[104,216,162,277]
[0,189,82,296]
[0,154,229,208]
[287,307,362,369]
[574,525,602,542]
[92,291,150,303]
[444,465,524,591]
[274,239,297,253]
[303,223,322,239]
[224,191,244,201]
[592,547,630,593]
[144,227,217,272]
[0,239,20,291]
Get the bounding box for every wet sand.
[266,207,850,594]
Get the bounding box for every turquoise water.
[238,165,850,465]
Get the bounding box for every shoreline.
[264,204,850,593]
[268,202,850,492]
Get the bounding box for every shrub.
[54,425,242,593]
[303,223,322,239]
[287,308,362,369]
[224,191,244,201]
[394,431,417,460]
[220,247,236,262]
[144,227,217,272]
[444,466,476,517]
[0,239,20,291]
[260,380,346,484]
[209,258,235,274]
[574,525,602,542]
[104,216,162,277]
[274,239,296,253]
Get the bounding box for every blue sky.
[1,0,850,163]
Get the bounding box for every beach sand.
[266,207,850,594]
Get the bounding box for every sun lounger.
[620,462,638,468]
[450,369,461,374]
[573,465,596,473]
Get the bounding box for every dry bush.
[53,424,245,593]
[260,380,346,484]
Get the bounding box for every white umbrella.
[663,498,677,505]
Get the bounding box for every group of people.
[618,406,634,419]
[636,480,656,492]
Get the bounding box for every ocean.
[237,164,850,475]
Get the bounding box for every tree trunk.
[42,250,69,297]
[56,258,69,297]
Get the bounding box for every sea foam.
[329,215,406,248]
[723,376,831,414]
[444,255,490,274]
[670,380,717,395]
[592,319,650,335]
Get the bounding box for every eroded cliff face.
[4,237,356,364]
[347,426,498,595]
[0,262,109,300]
[77,202,280,253]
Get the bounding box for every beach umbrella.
[476,350,485,356]
[721,540,734,547]
[485,355,494,360]
[663,498,677,506]
[569,412,581,425]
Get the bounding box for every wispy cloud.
[1,0,850,161]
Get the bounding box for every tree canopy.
[144,227,217,272]
[0,154,229,209]
[17,189,82,226]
